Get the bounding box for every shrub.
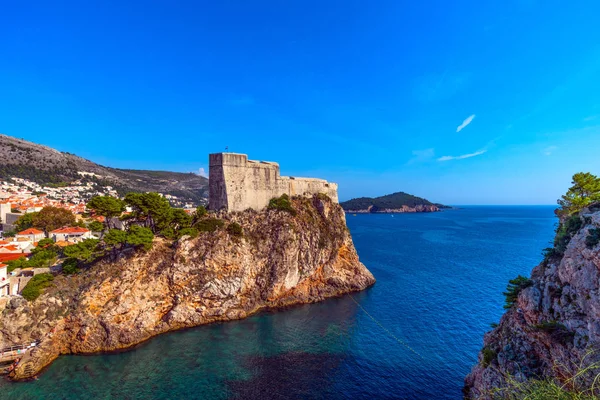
[533,321,574,346]
[21,273,54,301]
[503,275,533,309]
[554,215,583,254]
[226,222,243,237]
[482,347,497,367]
[177,227,199,239]
[195,205,208,218]
[316,193,330,201]
[268,194,296,215]
[195,217,224,233]
[160,227,177,240]
[61,258,79,274]
[585,228,600,249]
[126,225,154,251]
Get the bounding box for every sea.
[0,206,557,400]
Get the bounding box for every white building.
[0,263,9,296]
[50,227,92,242]
[16,228,46,242]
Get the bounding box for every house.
[16,228,45,242]
[0,244,22,254]
[50,227,92,243]
[0,263,9,296]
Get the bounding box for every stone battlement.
[209,153,338,212]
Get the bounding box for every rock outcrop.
[464,204,600,398]
[0,195,374,380]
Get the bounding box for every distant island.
[340,192,449,213]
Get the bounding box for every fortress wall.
[208,153,338,212]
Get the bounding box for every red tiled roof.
[0,245,20,252]
[0,253,29,262]
[0,263,7,269]
[17,228,44,235]
[50,227,90,234]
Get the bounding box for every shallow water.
[0,206,556,399]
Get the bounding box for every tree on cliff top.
[557,172,600,217]
[87,195,125,229]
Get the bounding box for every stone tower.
[209,153,338,212]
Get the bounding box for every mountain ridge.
[0,134,208,204]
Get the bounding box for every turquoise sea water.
[0,206,556,399]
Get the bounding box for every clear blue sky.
[1,1,599,204]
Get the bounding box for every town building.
[16,228,45,242]
[50,227,92,242]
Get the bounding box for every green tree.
[87,196,125,229]
[503,275,533,309]
[124,192,173,233]
[126,225,154,250]
[171,208,192,229]
[63,239,101,261]
[557,172,600,217]
[61,258,79,274]
[14,212,38,232]
[37,238,56,248]
[33,207,76,233]
[103,229,128,248]
[88,220,105,233]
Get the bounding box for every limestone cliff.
[464,204,600,398]
[0,195,374,380]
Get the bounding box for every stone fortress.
[209,153,339,212]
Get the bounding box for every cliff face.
[0,195,374,380]
[465,205,600,398]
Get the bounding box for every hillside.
[0,134,208,204]
[340,192,446,213]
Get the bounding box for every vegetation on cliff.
[0,194,374,381]
[465,172,600,398]
[340,191,446,212]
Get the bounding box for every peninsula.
[0,152,374,380]
[340,191,446,213]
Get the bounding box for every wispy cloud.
[456,114,475,132]
[542,146,558,156]
[407,148,435,164]
[437,149,486,162]
[198,167,208,178]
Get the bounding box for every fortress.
[209,153,339,212]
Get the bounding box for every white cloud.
[198,167,208,178]
[437,149,486,162]
[456,114,476,132]
[542,146,558,156]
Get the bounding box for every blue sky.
[1,1,599,204]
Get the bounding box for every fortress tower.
[209,153,338,212]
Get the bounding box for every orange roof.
[55,241,71,247]
[50,227,90,234]
[0,263,7,269]
[18,228,44,235]
[0,241,9,245]
[0,245,20,252]
[0,253,29,262]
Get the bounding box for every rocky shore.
[464,204,600,398]
[0,195,374,380]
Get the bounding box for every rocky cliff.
[0,195,374,380]
[465,204,600,398]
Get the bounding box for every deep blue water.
[0,206,556,399]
